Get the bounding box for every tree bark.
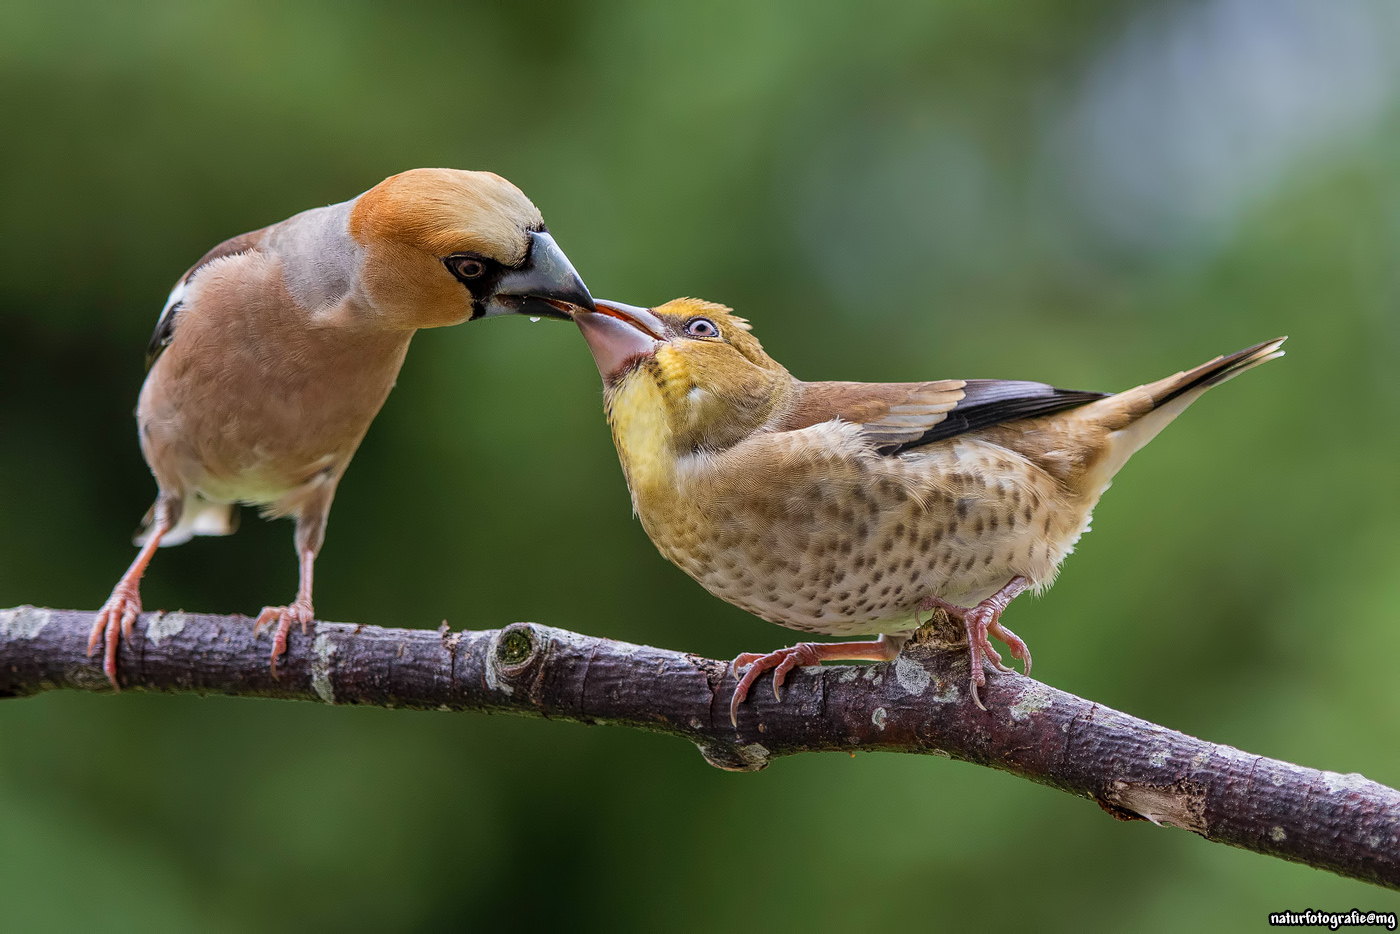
[3,604,1397,889]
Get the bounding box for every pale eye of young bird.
[685,317,719,338]
[446,255,488,281]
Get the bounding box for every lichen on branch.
[2,604,1398,890]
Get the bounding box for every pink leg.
[730,635,905,727]
[920,576,1032,711]
[254,548,316,678]
[88,499,177,691]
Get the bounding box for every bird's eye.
[446,255,487,280]
[685,317,719,338]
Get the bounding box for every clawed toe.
[729,644,821,727]
[976,624,1014,674]
[989,620,1032,677]
[255,601,315,677]
[88,588,143,691]
[770,644,820,699]
[932,577,1035,711]
[969,679,987,711]
[728,637,903,727]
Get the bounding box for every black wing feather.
[145,300,183,369]
[880,380,1106,455]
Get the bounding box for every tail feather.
[1087,337,1286,488]
[1143,337,1288,409]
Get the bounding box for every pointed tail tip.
[1248,335,1287,354]
[1224,335,1288,375]
[1147,335,1290,409]
[1233,336,1287,366]
[1255,335,1288,363]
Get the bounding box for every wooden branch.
[3,604,1397,889]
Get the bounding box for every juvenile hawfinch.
[90,168,593,688]
[573,298,1284,722]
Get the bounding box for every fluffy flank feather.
[135,497,238,547]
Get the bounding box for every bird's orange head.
[348,168,593,327]
[576,298,792,456]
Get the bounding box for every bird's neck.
[606,374,677,501]
[263,200,365,316]
[604,367,796,510]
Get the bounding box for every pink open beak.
[574,299,668,381]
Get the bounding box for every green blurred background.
[2,0,1398,930]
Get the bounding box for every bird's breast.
[634,435,1103,637]
[137,260,413,504]
[607,373,681,504]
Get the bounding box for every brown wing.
[778,379,1107,454]
[777,380,967,448]
[146,227,268,369]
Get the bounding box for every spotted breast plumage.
[573,297,1285,722]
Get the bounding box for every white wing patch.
[154,276,188,336]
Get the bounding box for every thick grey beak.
[484,230,595,319]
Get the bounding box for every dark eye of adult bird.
[448,255,489,280]
[87,167,594,691]
[685,317,719,338]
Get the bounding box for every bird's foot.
[87,583,143,691]
[919,594,1032,712]
[731,643,824,723]
[254,599,315,678]
[729,636,904,727]
[989,619,1031,677]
